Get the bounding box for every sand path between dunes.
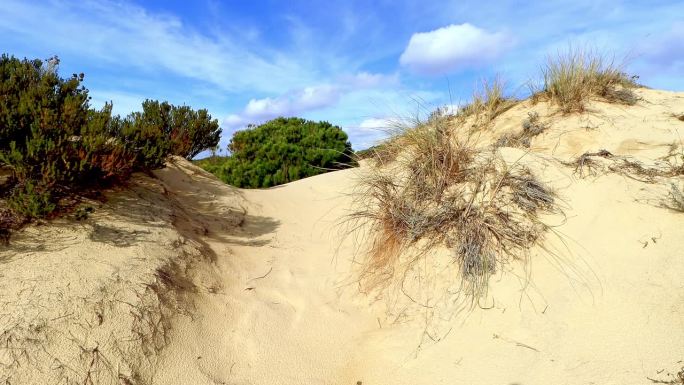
[149,157,683,385]
[150,90,684,385]
[151,165,378,385]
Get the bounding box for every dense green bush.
[0,55,134,217]
[116,100,221,168]
[0,54,221,223]
[198,117,355,188]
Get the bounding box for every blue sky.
[2,0,683,151]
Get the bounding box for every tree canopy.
[198,117,356,188]
[0,54,221,222]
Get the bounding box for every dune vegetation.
[196,117,356,188]
[0,54,221,236]
[349,47,682,307]
[535,47,639,112]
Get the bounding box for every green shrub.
[198,117,355,188]
[117,100,221,168]
[0,55,132,218]
[6,181,55,218]
[0,54,221,224]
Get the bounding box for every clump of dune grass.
[495,112,548,148]
[350,115,559,301]
[562,149,614,178]
[538,48,638,113]
[457,77,518,129]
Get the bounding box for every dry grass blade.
[564,149,682,182]
[666,183,684,212]
[647,366,684,384]
[562,149,613,178]
[672,113,684,122]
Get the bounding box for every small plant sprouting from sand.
[349,113,560,303]
[537,47,638,113]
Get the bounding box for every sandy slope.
[152,89,683,385]
[0,159,247,384]
[1,88,683,385]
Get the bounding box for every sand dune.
[1,88,683,384]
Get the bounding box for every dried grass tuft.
[538,47,638,113]
[495,112,549,148]
[350,117,559,302]
[666,183,684,212]
[564,149,682,182]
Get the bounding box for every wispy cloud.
[0,0,314,94]
[344,117,395,149]
[223,72,400,130]
[400,24,511,75]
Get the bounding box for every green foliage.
[6,180,55,218]
[117,100,221,168]
[198,117,355,188]
[0,54,221,222]
[0,54,132,218]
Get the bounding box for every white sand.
[2,88,683,384]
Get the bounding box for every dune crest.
[2,89,684,385]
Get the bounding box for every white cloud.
[343,117,395,149]
[224,84,342,129]
[400,23,510,74]
[340,72,400,88]
[359,118,392,130]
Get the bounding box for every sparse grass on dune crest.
[457,77,518,128]
[350,113,560,302]
[537,47,638,112]
[355,76,517,169]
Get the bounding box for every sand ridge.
[1,89,683,384]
